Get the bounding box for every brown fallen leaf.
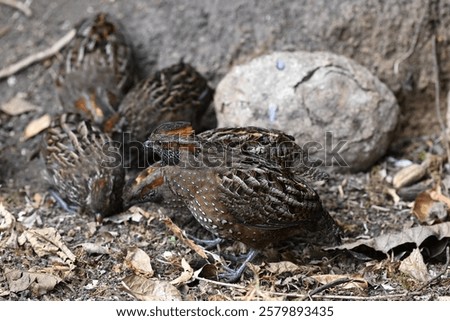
[330,222,450,257]
[21,114,51,141]
[311,274,368,290]
[19,227,76,269]
[0,202,15,231]
[0,203,18,249]
[170,258,193,285]
[29,272,62,296]
[0,94,40,115]
[121,275,182,301]
[161,215,208,259]
[399,248,430,282]
[413,190,448,224]
[5,268,62,296]
[125,247,154,277]
[103,209,144,224]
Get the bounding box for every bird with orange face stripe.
[123,122,341,282]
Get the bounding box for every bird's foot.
[218,249,259,283]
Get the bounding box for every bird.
[116,62,214,156]
[55,12,136,134]
[123,123,341,282]
[41,113,126,223]
[147,121,329,181]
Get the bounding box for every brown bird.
[117,62,214,147]
[123,123,340,282]
[41,113,125,223]
[55,12,135,134]
[148,121,329,181]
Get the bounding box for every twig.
[0,0,32,17]
[0,28,75,80]
[393,7,426,75]
[416,245,449,291]
[302,277,353,301]
[431,34,450,163]
[299,292,418,301]
[254,290,417,301]
[193,276,247,289]
[160,215,208,259]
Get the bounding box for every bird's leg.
[219,249,259,283]
[49,189,77,213]
[186,233,224,249]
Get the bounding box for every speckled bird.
[148,121,329,181]
[55,12,135,134]
[123,123,340,282]
[117,62,214,145]
[41,113,125,223]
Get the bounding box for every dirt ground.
[0,0,449,301]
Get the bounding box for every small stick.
[257,290,416,301]
[302,277,353,301]
[0,0,32,16]
[193,276,247,289]
[160,215,208,259]
[0,28,75,80]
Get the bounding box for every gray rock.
[214,51,399,172]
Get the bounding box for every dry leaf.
[77,243,109,255]
[29,273,62,296]
[125,247,154,277]
[331,222,450,256]
[385,187,400,204]
[0,203,18,249]
[21,114,51,140]
[21,228,76,269]
[122,275,182,301]
[413,190,448,224]
[0,203,15,231]
[399,248,430,282]
[170,258,194,285]
[1,94,40,115]
[311,274,368,290]
[5,268,61,296]
[265,261,302,274]
[103,210,143,224]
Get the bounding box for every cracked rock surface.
[214,51,400,172]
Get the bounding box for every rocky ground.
[0,0,449,301]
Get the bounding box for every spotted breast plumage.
[123,122,341,281]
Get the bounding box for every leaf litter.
[2,137,450,300]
